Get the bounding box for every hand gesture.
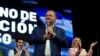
[25,42,29,50]
[90,41,98,48]
[44,34,51,40]
[47,27,55,35]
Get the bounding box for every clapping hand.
[90,41,98,48]
[25,42,29,50]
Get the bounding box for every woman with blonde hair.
[68,36,97,56]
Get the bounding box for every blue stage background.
[0,0,73,56]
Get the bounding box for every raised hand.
[25,42,29,50]
[47,27,55,35]
[90,41,98,48]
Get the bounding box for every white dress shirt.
[8,48,22,56]
[44,27,51,56]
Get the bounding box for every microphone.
[47,22,50,27]
[46,22,51,35]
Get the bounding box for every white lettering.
[11,21,16,32]
[0,7,8,18]
[21,10,29,22]
[0,20,10,31]
[2,33,12,44]
[29,12,37,22]
[17,23,27,33]
[9,9,18,19]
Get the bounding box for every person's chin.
[46,20,51,23]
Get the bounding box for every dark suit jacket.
[29,26,68,56]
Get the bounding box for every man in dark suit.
[29,10,68,56]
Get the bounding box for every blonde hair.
[71,36,82,48]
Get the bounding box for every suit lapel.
[53,26,58,33]
[42,26,46,34]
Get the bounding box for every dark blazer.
[13,49,25,56]
[29,26,68,56]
